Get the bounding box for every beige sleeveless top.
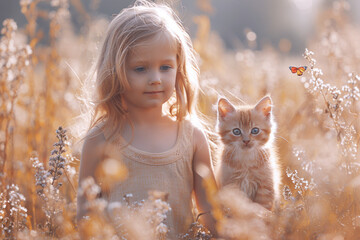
[108,120,195,239]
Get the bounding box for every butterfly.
[289,66,307,76]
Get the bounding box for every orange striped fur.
[215,96,280,210]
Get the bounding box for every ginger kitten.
[215,96,280,210]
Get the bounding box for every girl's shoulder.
[181,118,208,148]
[79,124,108,178]
[82,123,107,152]
[86,122,106,140]
[180,118,198,138]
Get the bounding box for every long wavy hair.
[86,0,199,141]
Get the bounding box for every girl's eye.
[232,128,241,135]
[160,65,171,71]
[134,67,146,72]
[251,127,260,135]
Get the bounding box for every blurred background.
[1,0,360,55]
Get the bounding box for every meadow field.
[1,0,360,239]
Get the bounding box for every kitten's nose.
[243,140,250,145]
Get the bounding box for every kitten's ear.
[255,96,272,117]
[218,98,235,118]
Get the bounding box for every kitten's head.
[216,96,274,151]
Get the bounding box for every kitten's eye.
[232,128,241,135]
[251,127,260,135]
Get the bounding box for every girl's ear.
[218,98,235,118]
[255,96,272,117]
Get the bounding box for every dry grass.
[1,0,360,239]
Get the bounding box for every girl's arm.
[192,127,218,237]
[76,128,106,222]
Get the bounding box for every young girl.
[77,0,217,238]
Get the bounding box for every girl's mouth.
[144,91,163,94]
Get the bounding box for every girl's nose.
[149,72,161,85]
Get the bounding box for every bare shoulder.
[80,125,107,177]
[83,125,107,153]
[191,123,212,167]
[192,125,208,149]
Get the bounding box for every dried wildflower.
[78,177,150,240]
[49,126,68,189]
[179,213,213,240]
[78,179,113,239]
[342,73,360,108]
[292,147,318,176]
[0,184,28,238]
[30,154,48,198]
[101,190,172,240]
[340,125,357,157]
[41,180,65,236]
[282,185,293,201]
[65,164,76,179]
[27,127,73,237]
[78,193,118,240]
[0,18,31,176]
[78,176,101,202]
[302,50,345,122]
[144,191,171,239]
[303,48,316,68]
[286,167,316,195]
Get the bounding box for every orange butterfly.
[289,66,307,76]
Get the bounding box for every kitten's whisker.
[64,61,81,82]
[275,135,289,143]
[220,89,247,104]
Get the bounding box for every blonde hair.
[87,0,199,141]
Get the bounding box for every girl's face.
[124,32,178,111]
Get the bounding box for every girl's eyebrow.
[160,58,177,64]
[130,59,147,64]
[130,57,176,64]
